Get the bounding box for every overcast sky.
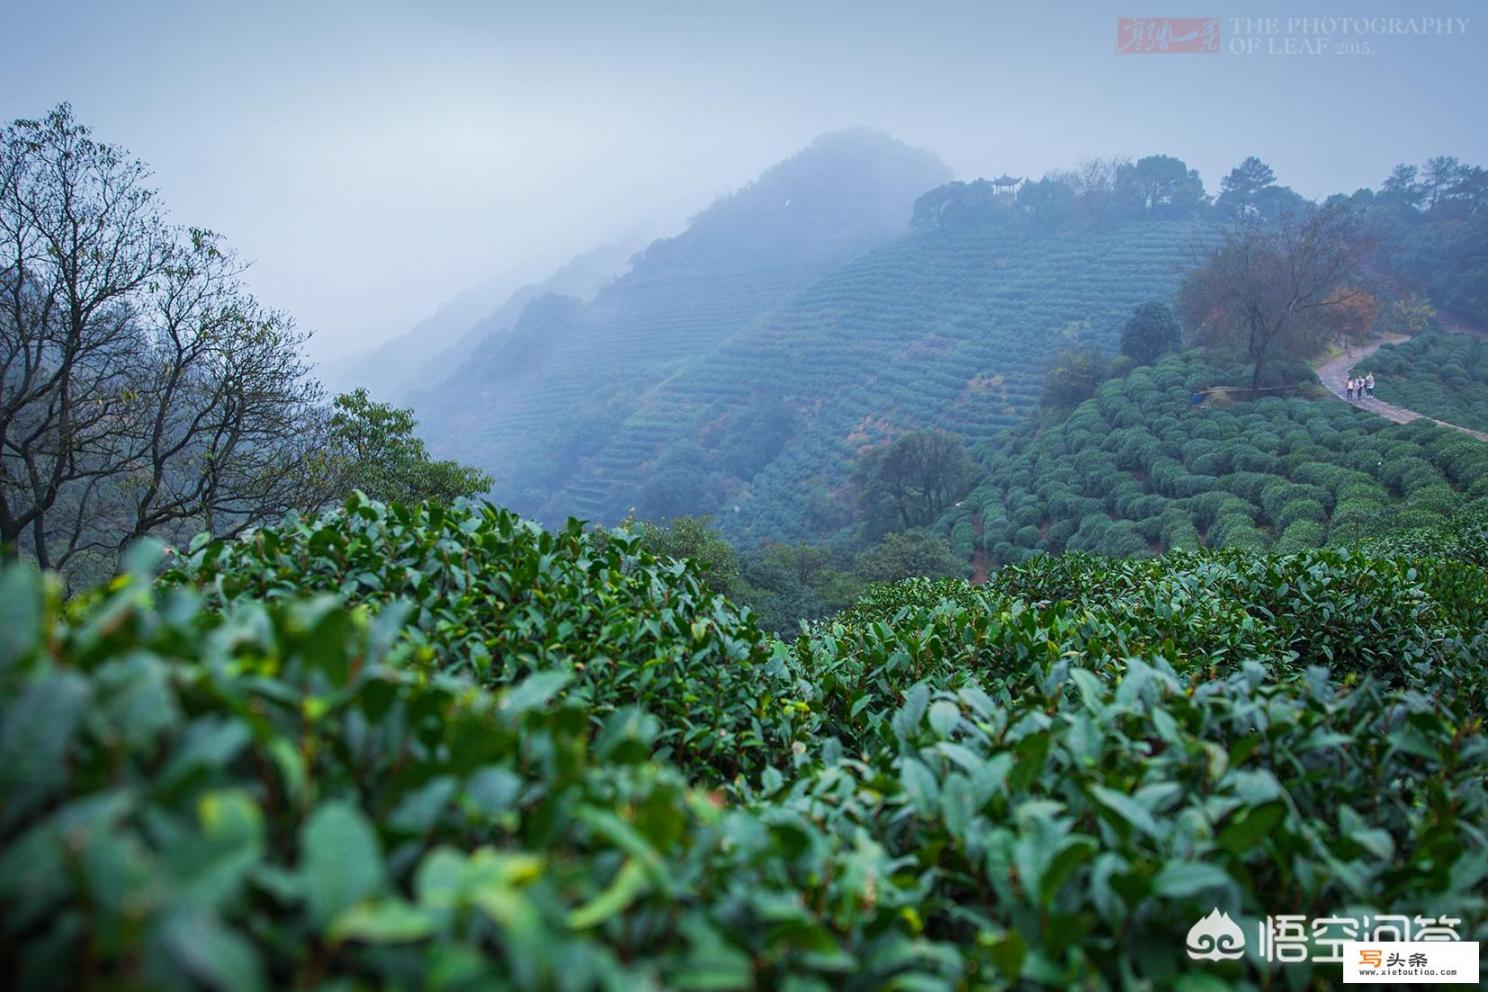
[6,0,1484,364]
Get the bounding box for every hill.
[710,218,1214,544]
[1354,328,1488,434]
[944,350,1488,568]
[4,493,1485,988]
[330,234,645,403]
[322,276,521,400]
[408,129,953,522]
[420,193,1214,542]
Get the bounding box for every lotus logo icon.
[1187,908,1246,960]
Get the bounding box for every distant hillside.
[537,213,1213,543]
[402,236,648,404]
[323,277,519,400]
[331,234,645,403]
[411,129,953,519]
[713,220,1215,543]
[944,350,1488,568]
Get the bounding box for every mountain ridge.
[411,128,954,519]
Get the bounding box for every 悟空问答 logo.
[1187,908,1246,960]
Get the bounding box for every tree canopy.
[1179,202,1369,395]
[1119,302,1184,366]
[857,430,974,537]
[1041,346,1112,410]
[1114,155,1206,219]
[1,105,325,578]
[326,389,492,506]
[0,105,491,580]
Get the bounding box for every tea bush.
[161,497,795,781]
[1359,330,1488,433]
[952,351,1488,566]
[3,496,1487,990]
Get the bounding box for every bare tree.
[1069,156,1128,230]
[1,105,327,577]
[1179,202,1369,398]
[116,230,328,547]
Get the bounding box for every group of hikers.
[1346,372,1376,401]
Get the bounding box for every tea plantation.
[412,130,950,527]
[608,219,1215,545]
[715,222,1215,545]
[1355,330,1488,434]
[3,492,1486,989]
[947,351,1488,566]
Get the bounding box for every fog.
[6,0,1484,366]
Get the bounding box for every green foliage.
[1041,346,1111,410]
[856,430,975,537]
[328,389,492,505]
[735,540,865,635]
[1214,156,1310,221]
[163,495,789,781]
[1364,157,1488,324]
[853,528,967,583]
[632,514,745,598]
[799,517,1488,984]
[1356,330,1488,433]
[1114,155,1207,219]
[4,498,1488,988]
[954,351,1482,567]
[1119,301,1184,367]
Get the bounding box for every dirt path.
[970,511,990,584]
[1315,335,1488,443]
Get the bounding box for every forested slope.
[711,220,1214,543]
[393,235,647,405]
[484,214,1214,543]
[410,130,951,522]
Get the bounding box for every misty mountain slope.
[324,277,519,400]
[335,234,643,403]
[403,235,647,403]
[571,216,1215,542]
[412,129,952,518]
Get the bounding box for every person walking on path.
[1346,377,1356,400]
[1365,372,1375,398]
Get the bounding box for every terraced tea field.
[947,351,1488,566]
[635,220,1216,543]
[412,131,950,524]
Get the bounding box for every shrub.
[1276,497,1326,529]
[167,495,787,780]
[1274,518,1326,552]
[1209,513,1271,551]
[13,498,1488,991]
[1099,520,1150,557]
